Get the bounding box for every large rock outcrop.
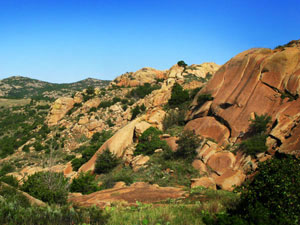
[47,97,74,126]
[69,182,186,208]
[187,40,300,156]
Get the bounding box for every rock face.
[79,118,141,172]
[113,67,167,87]
[187,41,300,156]
[69,182,186,208]
[47,97,74,126]
[184,117,230,146]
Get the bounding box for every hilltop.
[0,76,110,100]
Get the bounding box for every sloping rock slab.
[69,182,186,208]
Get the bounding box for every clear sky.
[0,0,299,83]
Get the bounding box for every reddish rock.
[214,169,246,191]
[164,137,179,152]
[206,152,236,175]
[192,159,208,175]
[184,117,230,145]
[191,177,216,190]
[69,182,186,208]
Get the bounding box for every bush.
[70,172,99,194]
[71,157,86,171]
[239,134,268,156]
[94,149,120,174]
[134,127,169,156]
[163,109,186,131]
[0,163,15,177]
[249,113,271,135]
[207,154,300,225]
[131,105,141,120]
[0,200,109,225]
[0,175,19,187]
[129,83,160,99]
[175,130,202,162]
[197,93,213,107]
[168,83,189,107]
[239,114,271,156]
[21,171,69,205]
[177,60,187,67]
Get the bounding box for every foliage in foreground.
[0,183,109,225]
[95,149,120,174]
[205,154,300,225]
[21,171,69,205]
[240,113,271,156]
[70,171,100,194]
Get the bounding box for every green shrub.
[134,127,169,156]
[71,157,86,171]
[106,119,115,127]
[0,175,19,187]
[197,93,213,107]
[129,83,160,99]
[22,144,30,152]
[177,60,187,67]
[208,154,300,225]
[175,130,202,162]
[86,86,95,95]
[21,171,69,205]
[163,109,186,131]
[94,149,120,174]
[168,83,189,107]
[131,105,141,120]
[249,113,271,135]
[239,114,271,156]
[0,200,109,225]
[0,163,15,177]
[70,172,99,194]
[239,134,268,156]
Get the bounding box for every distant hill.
[0,76,111,100]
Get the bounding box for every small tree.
[21,171,69,205]
[168,83,189,107]
[134,127,169,156]
[94,149,120,174]
[175,130,202,162]
[177,60,187,68]
[70,172,99,194]
[249,113,271,135]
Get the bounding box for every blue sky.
[0,0,299,83]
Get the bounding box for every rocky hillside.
[1,39,300,211]
[0,76,110,100]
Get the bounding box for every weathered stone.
[206,152,236,175]
[191,177,216,190]
[192,159,208,175]
[47,97,74,126]
[184,117,230,145]
[131,155,150,172]
[68,182,186,208]
[214,169,246,191]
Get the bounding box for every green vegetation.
[197,93,214,107]
[95,149,120,174]
[71,130,113,171]
[168,83,189,107]
[21,171,69,205]
[0,102,50,158]
[239,114,271,156]
[174,130,202,162]
[163,108,186,132]
[0,183,109,225]
[134,127,169,156]
[131,104,146,120]
[70,172,100,194]
[127,83,160,99]
[0,76,110,100]
[177,60,187,67]
[205,154,300,225]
